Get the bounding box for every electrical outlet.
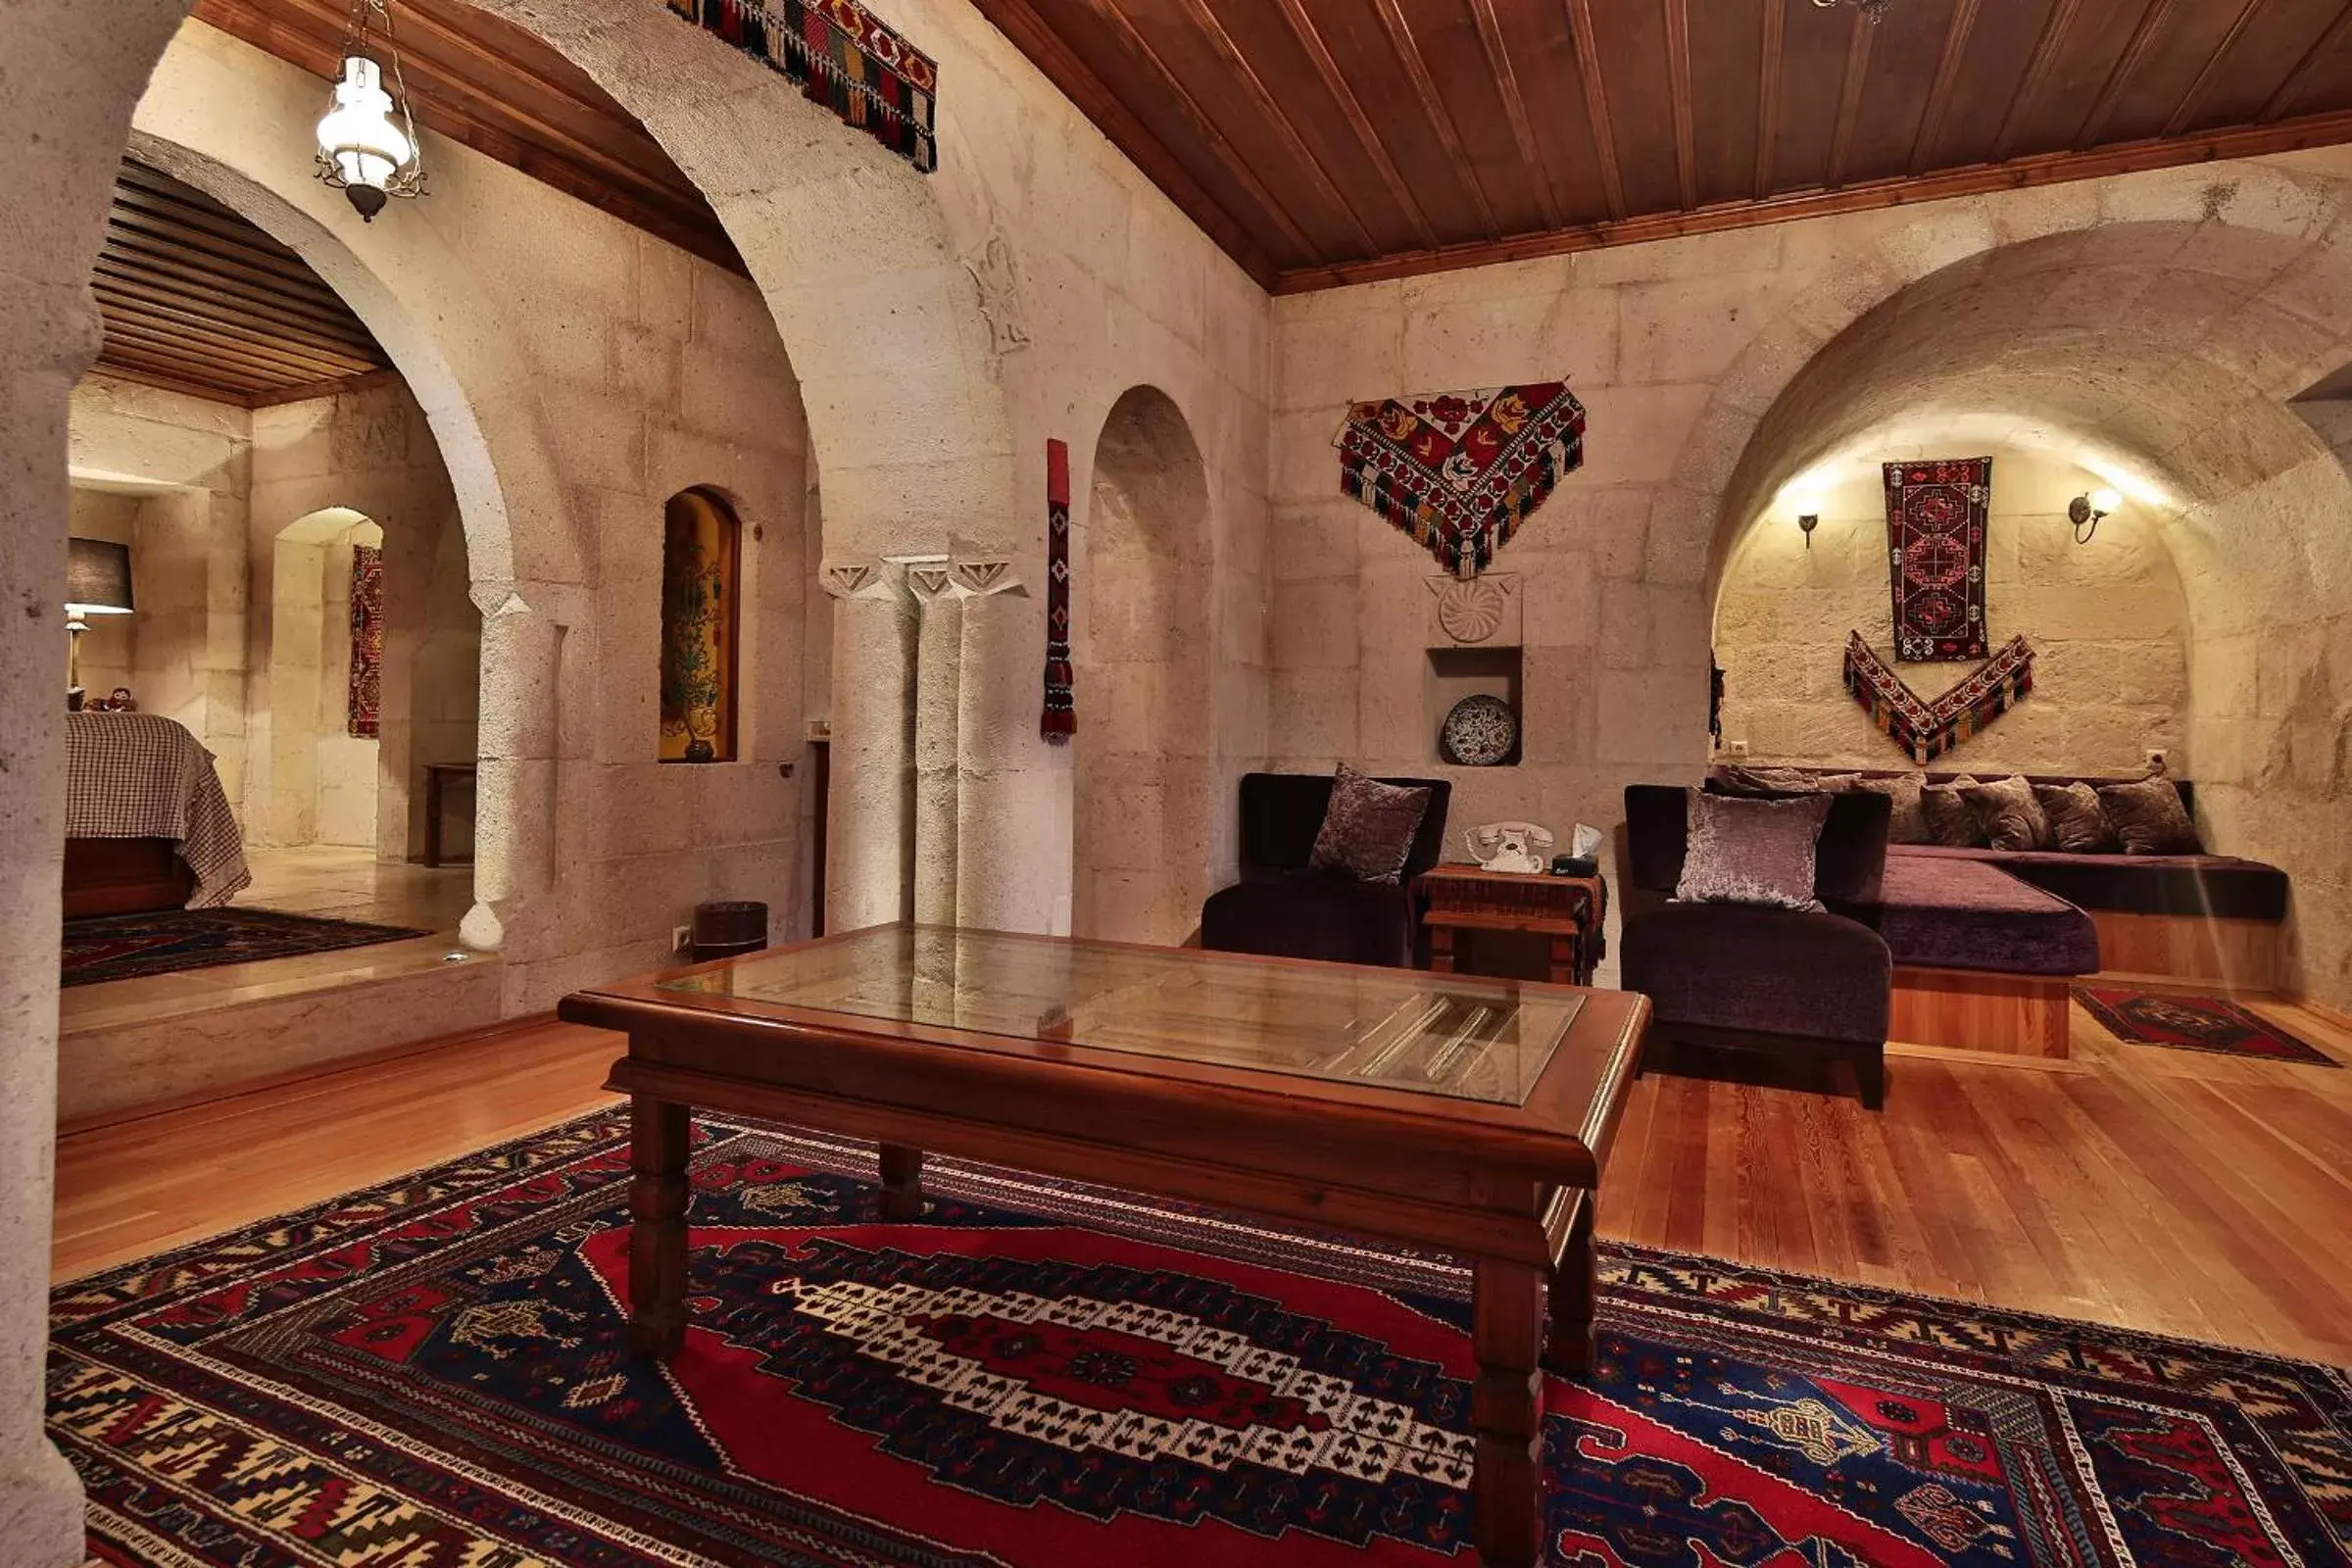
[1728,739,1750,758]
[672,924,693,955]
[2146,748,2167,773]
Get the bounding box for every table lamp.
[66,537,134,710]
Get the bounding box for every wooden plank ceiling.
[190,0,743,274]
[973,0,2352,292]
[94,159,396,407]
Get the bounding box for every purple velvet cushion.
[2096,774,2200,856]
[1922,776,1986,848]
[1961,774,2050,852]
[1307,762,1433,884]
[1870,854,2100,975]
[1853,773,1932,844]
[2034,781,2118,854]
[1675,792,1834,911]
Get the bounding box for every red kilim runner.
[1042,437,1074,742]
[1337,383,1586,577]
[2077,985,2341,1065]
[347,543,383,738]
[1884,457,1992,662]
[1845,629,2034,764]
[50,1111,2351,1567]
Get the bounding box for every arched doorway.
[264,508,384,849]
[1072,386,1213,943]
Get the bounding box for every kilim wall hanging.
[1844,631,2034,765]
[1041,438,1074,743]
[664,0,937,172]
[347,544,384,739]
[1884,456,1991,661]
[1335,383,1586,577]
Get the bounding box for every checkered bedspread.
[66,712,251,907]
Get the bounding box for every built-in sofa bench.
[1708,766,2292,1058]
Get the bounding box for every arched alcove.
[659,487,742,763]
[1072,386,1213,943]
[265,508,382,848]
[1706,226,2352,1004]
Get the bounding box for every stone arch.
[1071,385,1214,943]
[262,509,384,850]
[1694,215,2352,1005]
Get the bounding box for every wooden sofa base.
[1891,966,2073,1059]
[1638,1024,1885,1109]
[2087,910,2286,992]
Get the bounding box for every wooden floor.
[52,997,2352,1367]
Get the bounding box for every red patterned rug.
[2076,984,2340,1065]
[51,1112,2350,1566]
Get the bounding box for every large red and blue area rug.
[50,1112,2350,1566]
[62,907,428,987]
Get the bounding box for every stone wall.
[1267,152,2352,1006]
[1715,445,2190,777]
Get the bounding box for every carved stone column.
[824,559,915,930]
[906,560,962,928]
[951,547,1059,931]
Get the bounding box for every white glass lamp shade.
[317,57,414,219]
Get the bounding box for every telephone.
[1463,820,1554,875]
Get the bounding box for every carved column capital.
[820,557,890,600]
[906,561,958,603]
[950,550,1021,596]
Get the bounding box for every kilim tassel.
[1042,439,1075,743]
[1843,631,2034,765]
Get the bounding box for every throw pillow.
[1307,762,1433,884]
[1853,773,1932,844]
[2034,781,2118,854]
[1810,772,1863,793]
[1921,776,1987,848]
[1714,763,1821,795]
[1674,791,1835,911]
[1961,774,2050,852]
[2096,774,2201,856]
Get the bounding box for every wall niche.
[1424,646,1523,767]
[660,487,742,763]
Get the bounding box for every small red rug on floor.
[2075,984,2340,1065]
[50,1112,2351,1567]
[62,906,428,987]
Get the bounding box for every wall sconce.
[316,0,427,220]
[2068,486,2122,545]
[1790,485,1824,550]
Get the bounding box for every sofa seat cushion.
[1621,904,1890,1046]
[1200,868,1415,968]
[1866,855,2098,975]
[1887,844,2289,922]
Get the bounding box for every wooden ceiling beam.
[92,273,378,365]
[1664,0,1697,210]
[1274,104,2352,293]
[93,246,374,346]
[1755,0,1786,199]
[2262,0,2352,121]
[1565,0,1629,221]
[1370,0,1499,239]
[1992,0,2084,161]
[1168,0,1383,256]
[1826,7,1877,191]
[1268,0,1439,250]
[969,0,1280,283]
[2078,0,2176,148]
[1469,0,1566,229]
[1909,0,1983,174]
[2165,0,2274,137]
[90,357,266,408]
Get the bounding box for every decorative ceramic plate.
[1439,694,1518,766]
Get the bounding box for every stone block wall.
[1715,446,2190,777]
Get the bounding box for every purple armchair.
[1200,772,1452,969]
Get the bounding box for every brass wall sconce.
[2068,487,2122,545]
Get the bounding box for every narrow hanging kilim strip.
[1884,456,1991,662]
[664,0,937,172]
[1334,383,1586,577]
[1844,631,2034,765]
[347,544,383,739]
[1041,439,1074,743]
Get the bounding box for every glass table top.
[657,926,1585,1107]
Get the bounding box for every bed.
[64,712,250,918]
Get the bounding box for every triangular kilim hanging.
[1843,631,2034,765]
[1334,383,1585,577]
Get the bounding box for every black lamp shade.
[66,537,134,613]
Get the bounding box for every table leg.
[878,1143,924,1221]
[628,1096,691,1360]
[1471,1258,1545,1568]
[1430,923,1458,974]
[1544,1190,1597,1376]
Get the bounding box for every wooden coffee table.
[559,924,1648,1566]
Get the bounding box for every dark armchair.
[1618,784,1894,1107]
[1200,771,1452,969]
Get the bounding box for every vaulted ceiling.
[973,0,2352,292]
[190,0,743,273]
[94,159,394,407]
